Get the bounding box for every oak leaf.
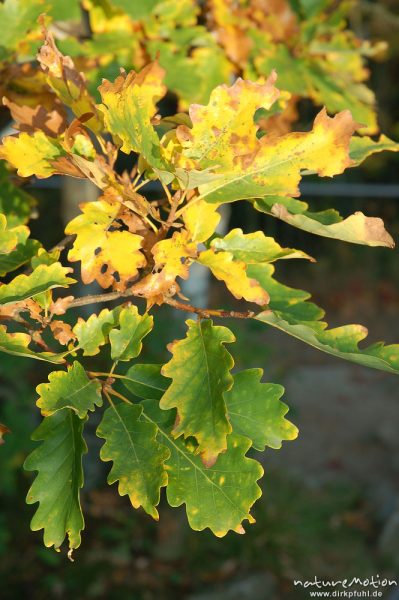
[160,319,235,466]
[24,410,87,552]
[98,63,169,175]
[73,307,120,356]
[36,361,102,419]
[197,248,269,306]
[49,321,77,346]
[97,403,170,519]
[224,369,298,450]
[65,198,146,290]
[248,263,399,375]
[109,306,153,362]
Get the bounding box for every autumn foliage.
[0,0,398,557]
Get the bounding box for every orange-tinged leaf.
[174,72,361,204]
[49,320,77,346]
[197,248,269,306]
[0,422,10,445]
[176,74,280,170]
[38,28,101,132]
[152,229,197,281]
[65,198,146,290]
[2,97,67,137]
[132,230,197,300]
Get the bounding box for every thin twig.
[108,388,133,405]
[164,298,255,319]
[50,235,75,253]
[68,290,128,308]
[65,289,255,319]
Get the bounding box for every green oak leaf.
[349,134,399,166]
[0,214,41,276]
[249,263,399,375]
[142,399,263,537]
[160,319,235,466]
[0,162,36,227]
[210,228,313,262]
[24,410,87,553]
[109,306,153,362]
[122,364,168,400]
[0,263,75,305]
[36,361,102,419]
[224,369,298,450]
[254,197,395,247]
[0,324,66,364]
[0,213,18,254]
[111,0,159,18]
[97,403,170,519]
[0,0,44,52]
[73,307,120,356]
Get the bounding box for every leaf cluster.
[0,13,398,555]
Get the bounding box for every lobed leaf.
[174,73,365,204]
[0,132,66,179]
[197,249,269,306]
[132,229,197,299]
[97,403,170,519]
[65,198,146,290]
[160,319,235,466]
[210,228,313,262]
[36,362,102,419]
[0,262,75,305]
[73,307,120,356]
[249,263,399,375]
[224,369,298,450]
[0,325,65,364]
[109,306,153,362]
[254,197,395,247]
[142,398,263,537]
[122,364,168,400]
[98,63,169,175]
[176,74,280,170]
[24,410,87,552]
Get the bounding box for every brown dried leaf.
[49,320,77,346]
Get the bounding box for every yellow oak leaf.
[98,63,168,172]
[131,230,197,301]
[65,198,146,290]
[152,230,197,281]
[0,131,65,178]
[183,198,221,243]
[176,74,280,170]
[174,72,360,204]
[197,249,269,305]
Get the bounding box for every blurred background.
[1,0,399,598]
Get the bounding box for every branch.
[164,298,255,319]
[50,235,75,253]
[67,290,254,319]
[68,290,127,308]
